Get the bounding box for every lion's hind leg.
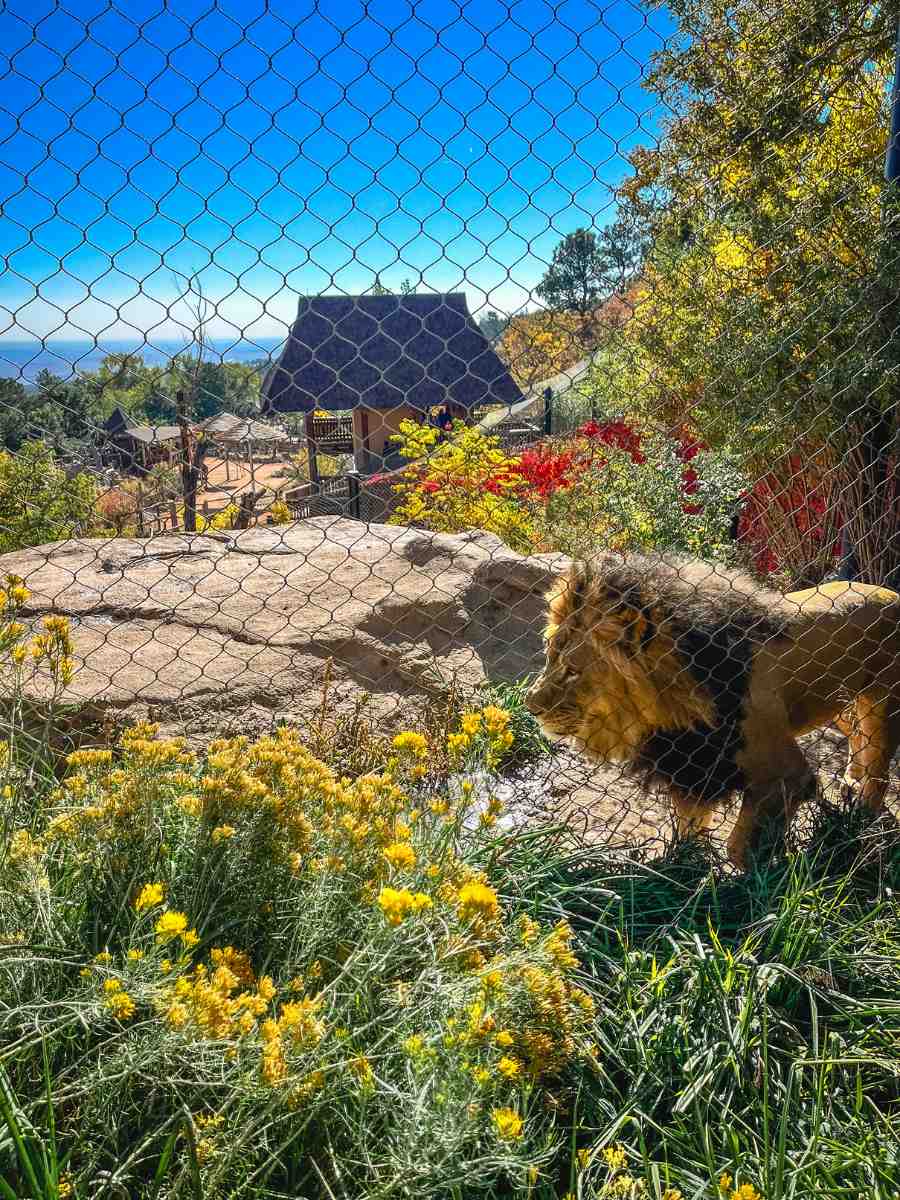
[841,695,899,812]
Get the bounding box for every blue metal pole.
[885,14,900,186]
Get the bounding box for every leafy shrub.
[388,418,745,563]
[0,442,97,554]
[388,420,538,554]
[268,498,292,525]
[0,595,598,1198]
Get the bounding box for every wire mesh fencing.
[0,0,898,868]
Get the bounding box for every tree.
[498,310,599,389]
[477,311,508,344]
[369,275,390,296]
[537,229,606,317]
[613,0,896,581]
[0,441,97,553]
[536,220,644,321]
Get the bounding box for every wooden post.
[235,489,260,529]
[305,412,320,485]
[176,390,195,533]
[543,387,553,436]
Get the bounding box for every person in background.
[435,404,453,436]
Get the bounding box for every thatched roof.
[103,407,181,444]
[260,293,523,415]
[195,412,283,442]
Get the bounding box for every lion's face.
[525,565,662,757]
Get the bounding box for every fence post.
[543,387,553,436]
[347,470,361,520]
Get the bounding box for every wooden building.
[259,293,523,475]
[100,407,181,474]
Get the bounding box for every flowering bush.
[388,417,745,562]
[388,419,537,553]
[735,452,840,584]
[1,644,601,1196]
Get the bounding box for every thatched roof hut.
[259,293,523,473]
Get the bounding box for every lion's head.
[525,555,716,761]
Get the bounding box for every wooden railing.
[308,416,353,451]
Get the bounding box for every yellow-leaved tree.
[611,0,898,583]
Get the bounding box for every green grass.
[1,643,899,1199]
[493,805,900,1199]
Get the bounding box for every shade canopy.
[260,293,523,415]
[196,412,283,442]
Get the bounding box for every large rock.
[1,518,568,743]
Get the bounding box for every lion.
[524,552,900,867]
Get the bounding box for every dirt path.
[196,454,296,513]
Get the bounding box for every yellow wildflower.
[383,842,416,871]
[460,711,483,736]
[662,1190,684,1200]
[471,1066,491,1086]
[403,1034,425,1056]
[603,1145,628,1172]
[457,881,500,923]
[104,989,136,1020]
[546,920,579,969]
[350,1056,374,1087]
[495,1030,514,1048]
[518,914,540,944]
[127,949,145,961]
[491,1106,524,1140]
[154,910,189,943]
[377,886,432,925]
[496,1055,521,1079]
[577,1147,591,1171]
[392,731,428,755]
[447,732,470,758]
[134,883,165,912]
[211,824,236,843]
[719,1176,733,1195]
[482,704,510,731]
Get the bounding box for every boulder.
[0,518,569,744]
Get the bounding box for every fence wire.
[0,0,898,868]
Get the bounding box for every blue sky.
[0,0,673,350]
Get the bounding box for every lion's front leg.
[727,741,816,869]
[671,791,716,841]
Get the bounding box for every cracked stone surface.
[1,517,569,744]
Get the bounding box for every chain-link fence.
[4,4,900,1196]
[1,0,898,868]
